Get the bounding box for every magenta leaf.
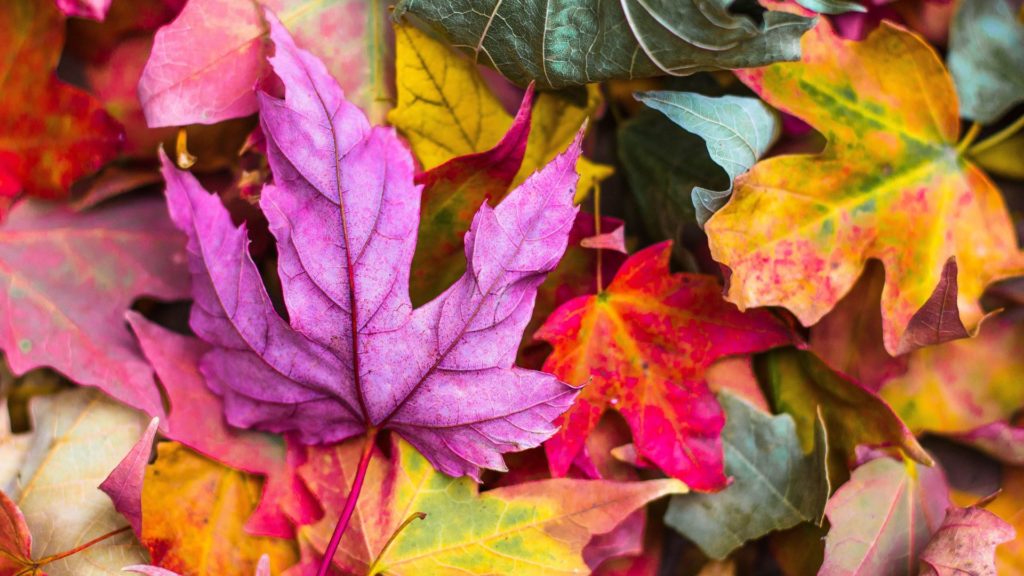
[128,312,319,538]
[0,198,189,418]
[161,12,581,479]
[99,417,159,537]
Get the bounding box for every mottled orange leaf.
[708,20,1024,355]
[141,442,298,576]
[295,435,684,576]
[0,0,122,204]
[537,242,794,491]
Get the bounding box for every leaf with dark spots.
[919,505,1015,576]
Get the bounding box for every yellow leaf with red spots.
[140,442,297,576]
[706,20,1024,355]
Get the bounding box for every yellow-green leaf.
[880,313,1024,435]
[297,436,685,575]
[388,24,610,201]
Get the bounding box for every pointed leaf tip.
[100,417,160,536]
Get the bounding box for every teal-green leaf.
[795,0,866,15]
[663,392,830,561]
[948,0,1024,123]
[392,0,815,89]
[636,91,779,227]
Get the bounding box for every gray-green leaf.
[795,0,866,15]
[948,0,1024,124]
[392,0,815,89]
[636,91,779,227]
[664,392,830,560]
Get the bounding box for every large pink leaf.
[0,198,188,417]
[139,0,384,127]
[128,313,318,538]
[161,13,580,480]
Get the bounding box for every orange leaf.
[141,443,297,576]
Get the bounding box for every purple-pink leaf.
[138,0,383,127]
[0,198,188,418]
[100,416,159,536]
[161,12,581,480]
[128,313,318,537]
[919,506,1015,576]
[949,422,1024,466]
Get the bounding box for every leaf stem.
[366,512,427,575]
[956,122,982,154]
[593,182,604,294]
[317,429,378,576]
[968,114,1024,156]
[34,525,132,566]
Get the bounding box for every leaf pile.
[2,0,1024,574]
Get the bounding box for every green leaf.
[663,392,830,560]
[392,0,814,89]
[617,109,714,247]
[636,91,779,227]
[795,0,866,15]
[948,0,1024,123]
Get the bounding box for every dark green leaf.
[637,91,778,227]
[392,0,814,89]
